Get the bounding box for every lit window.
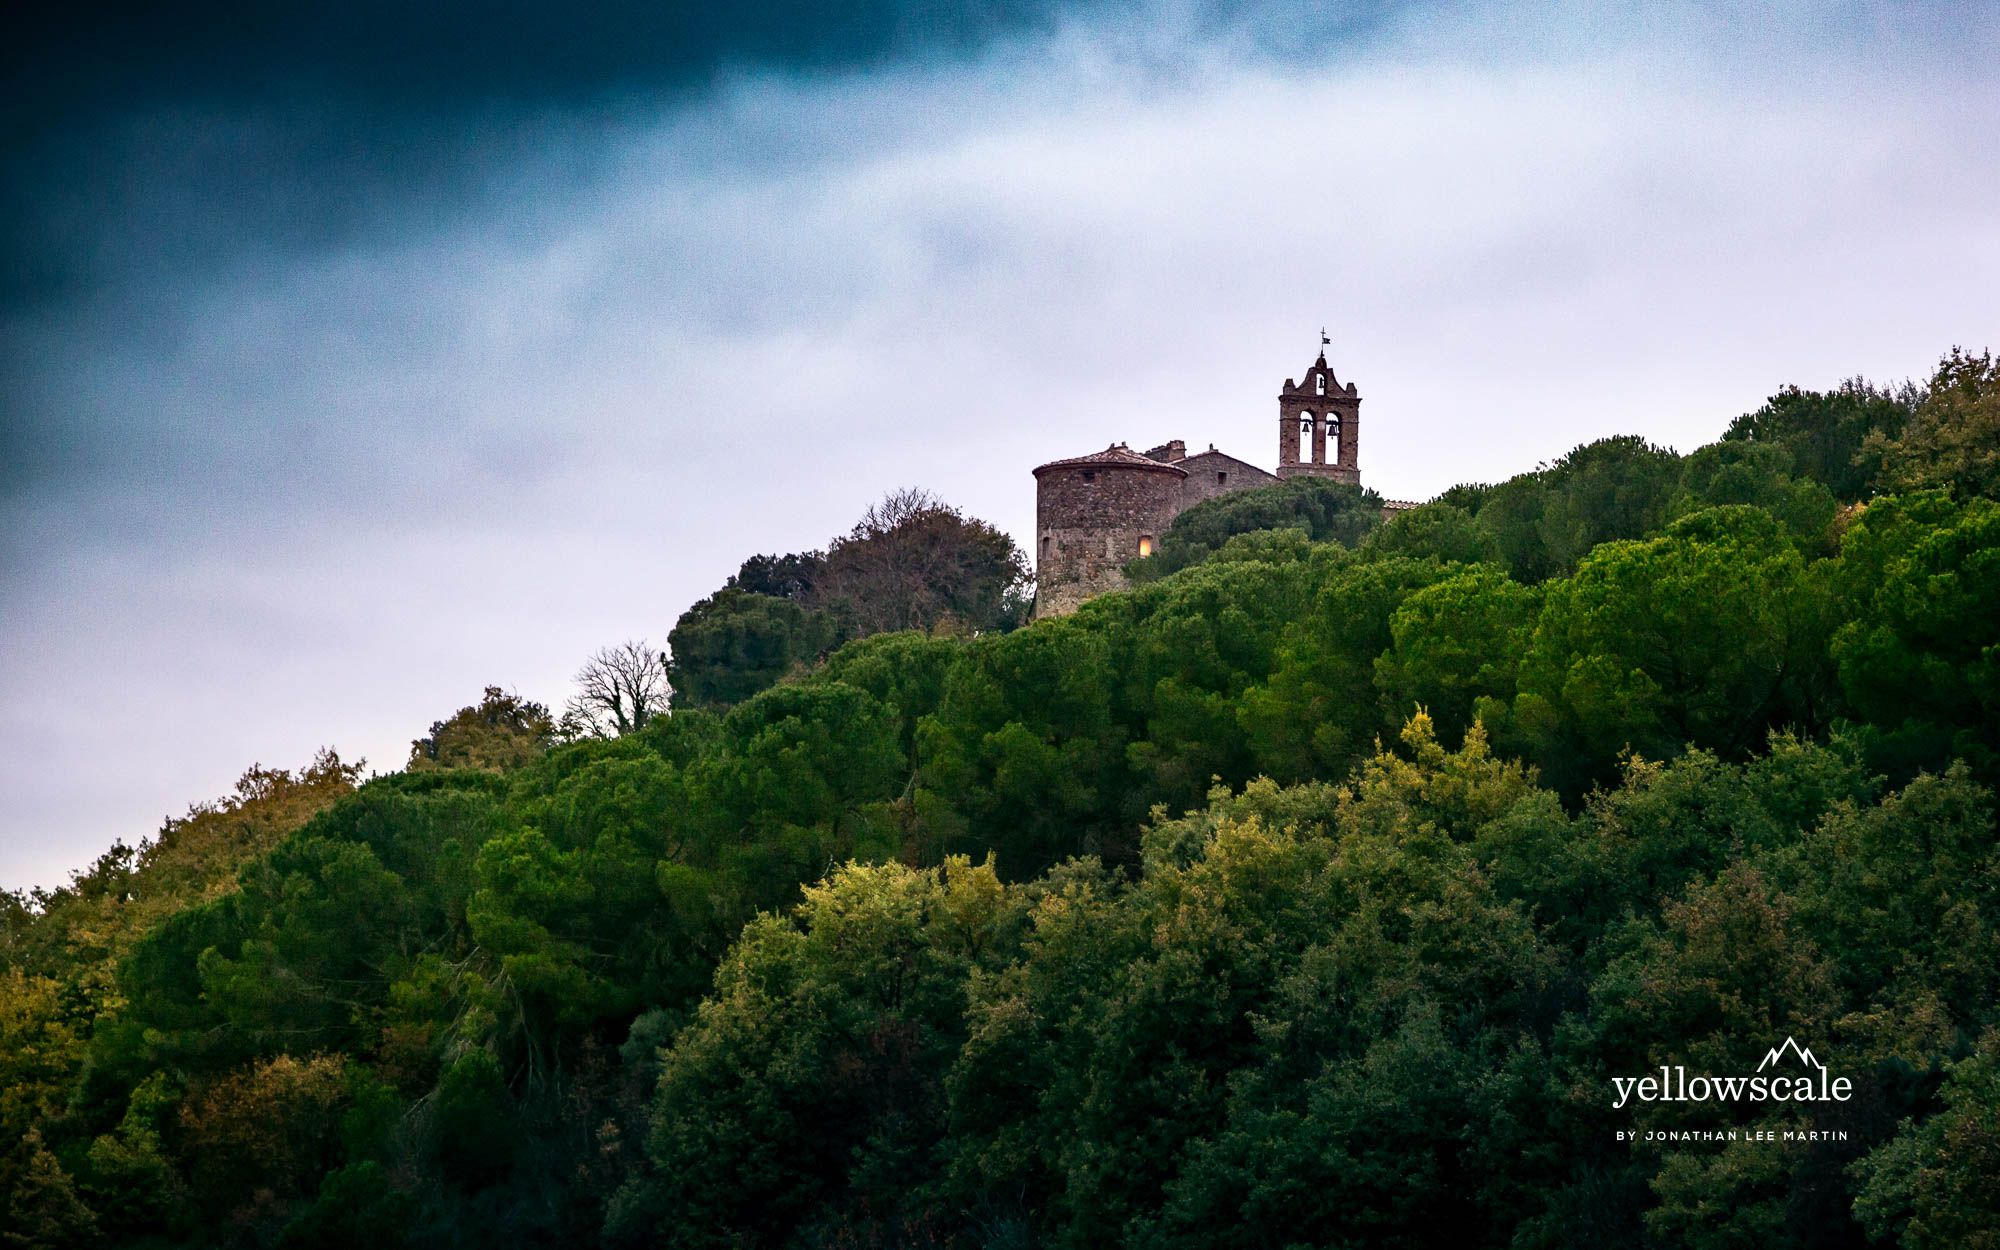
[1138,535,1154,557]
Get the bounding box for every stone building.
[1031,444,1193,618]
[1033,347,1376,617]
[1277,350,1360,483]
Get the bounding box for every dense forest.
[4,347,1997,1248]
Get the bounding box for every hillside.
[3,347,1998,1248]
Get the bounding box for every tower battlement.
[1276,349,1361,484]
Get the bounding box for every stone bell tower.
[1275,336,1360,485]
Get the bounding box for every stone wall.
[1276,353,1361,484]
[1034,459,1185,616]
[1176,448,1278,509]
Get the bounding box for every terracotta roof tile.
[1033,443,1188,476]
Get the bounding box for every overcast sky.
[3,1,1996,890]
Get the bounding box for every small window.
[1081,470,1097,483]
[1316,373,1326,395]
[1216,471,1228,484]
[1138,535,1154,557]
[1041,535,1051,558]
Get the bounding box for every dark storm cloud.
[0,0,1413,501]
[9,0,1125,128]
[0,0,1150,504]
[0,0,1117,308]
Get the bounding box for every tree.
[816,631,966,771]
[1726,377,1914,502]
[1790,763,1999,1022]
[811,487,1030,634]
[1511,506,1833,793]
[1458,436,1685,582]
[3,1129,97,1250]
[1237,554,1454,784]
[726,551,823,599]
[18,347,2000,1248]
[467,740,707,1045]
[624,859,1023,1249]
[565,640,672,737]
[1830,489,2000,780]
[947,727,1556,1250]
[1874,346,2000,500]
[408,686,554,772]
[0,973,85,1212]
[1374,564,1540,745]
[137,749,366,917]
[1364,501,1501,565]
[667,492,1025,711]
[917,615,1126,874]
[667,588,834,710]
[1534,436,1685,575]
[1853,1032,2000,1250]
[431,1050,514,1190]
[691,682,906,879]
[177,1055,349,1215]
[1129,476,1382,582]
[1672,439,1838,548]
[1584,863,1846,1247]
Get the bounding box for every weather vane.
[1320,326,1330,352]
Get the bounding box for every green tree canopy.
[667,490,1027,710]
[1129,476,1382,582]
[1726,377,1914,502]
[1364,501,1501,565]
[1831,489,2000,781]
[1511,506,1834,792]
[1875,346,2000,501]
[666,587,834,710]
[408,687,553,772]
[811,487,1030,635]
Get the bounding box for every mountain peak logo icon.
[1756,1037,1820,1072]
[1611,1037,1851,1109]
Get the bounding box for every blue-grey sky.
[3,1,1996,889]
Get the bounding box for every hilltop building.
[1033,346,1401,617]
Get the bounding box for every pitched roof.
[1178,447,1275,471]
[1032,443,1188,476]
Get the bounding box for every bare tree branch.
[565,640,672,737]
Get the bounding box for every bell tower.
[1276,334,1360,485]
